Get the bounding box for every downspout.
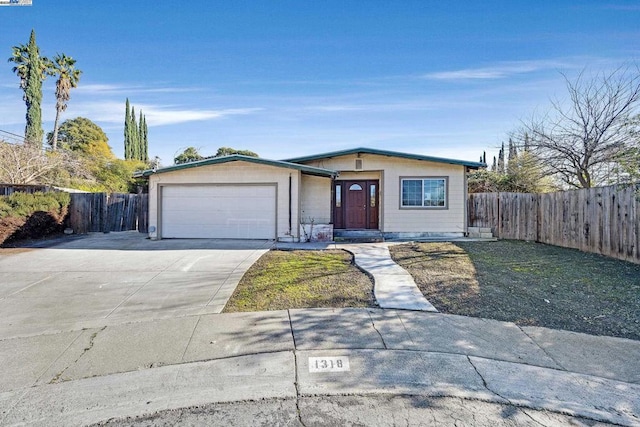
[464,166,469,235]
[288,173,292,236]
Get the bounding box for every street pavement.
[0,233,639,426]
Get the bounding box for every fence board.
[68,193,148,234]
[468,184,640,264]
[0,184,54,195]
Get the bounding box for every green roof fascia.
[283,147,486,169]
[134,155,338,178]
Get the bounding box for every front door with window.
[334,180,379,229]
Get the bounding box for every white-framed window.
[400,177,447,208]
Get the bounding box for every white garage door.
[161,185,276,239]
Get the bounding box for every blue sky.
[1,1,638,165]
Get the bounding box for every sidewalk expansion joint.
[48,326,106,384]
[395,311,416,345]
[180,316,201,362]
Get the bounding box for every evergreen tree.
[130,106,139,161]
[140,113,148,162]
[123,99,149,162]
[508,138,518,162]
[24,31,45,147]
[124,98,132,159]
[138,110,145,162]
[10,30,48,147]
[497,142,505,174]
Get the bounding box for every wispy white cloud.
[139,106,263,126]
[75,83,203,95]
[74,100,262,126]
[423,59,575,81]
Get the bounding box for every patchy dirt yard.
[389,241,640,341]
[224,250,377,312]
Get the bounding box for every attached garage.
[139,155,337,241]
[161,184,277,239]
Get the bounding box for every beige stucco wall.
[148,161,303,240]
[300,174,332,224]
[302,153,468,234]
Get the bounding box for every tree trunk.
[51,107,61,151]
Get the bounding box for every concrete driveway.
[0,232,272,339]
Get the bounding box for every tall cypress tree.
[139,111,148,162]
[144,115,148,162]
[130,106,139,161]
[124,99,149,162]
[23,30,45,147]
[124,98,132,159]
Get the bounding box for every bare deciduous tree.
[0,141,65,184]
[520,66,640,188]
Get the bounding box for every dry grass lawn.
[223,250,376,312]
[389,241,640,340]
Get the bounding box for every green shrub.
[0,191,71,219]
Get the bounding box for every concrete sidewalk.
[1,308,639,426]
[276,241,438,311]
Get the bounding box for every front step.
[334,229,384,243]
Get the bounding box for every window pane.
[402,180,422,206]
[335,184,341,208]
[349,183,363,191]
[370,184,376,207]
[423,179,445,207]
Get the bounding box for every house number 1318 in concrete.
[308,356,350,373]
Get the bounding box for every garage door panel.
[161,185,276,239]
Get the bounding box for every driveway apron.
[0,232,271,339]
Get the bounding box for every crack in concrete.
[367,311,388,349]
[518,408,551,427]
[48,326,106,384]
[466,356,571,427]
[291,350,307,427]
[517,325,566,371]
[287,310,307,427]
[466,355,509,403]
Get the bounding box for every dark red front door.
[345,181,367,229]
[334,180,379,229]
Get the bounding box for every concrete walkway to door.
[275,241,438,312]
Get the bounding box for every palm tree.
[49,53,81,150]
[8,44,29,94]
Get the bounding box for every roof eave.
[283,147,485,169]
[135,155,337,178]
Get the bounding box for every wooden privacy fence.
[468,185,640,264]
[0,184,56,195]
[68,193,148,234]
